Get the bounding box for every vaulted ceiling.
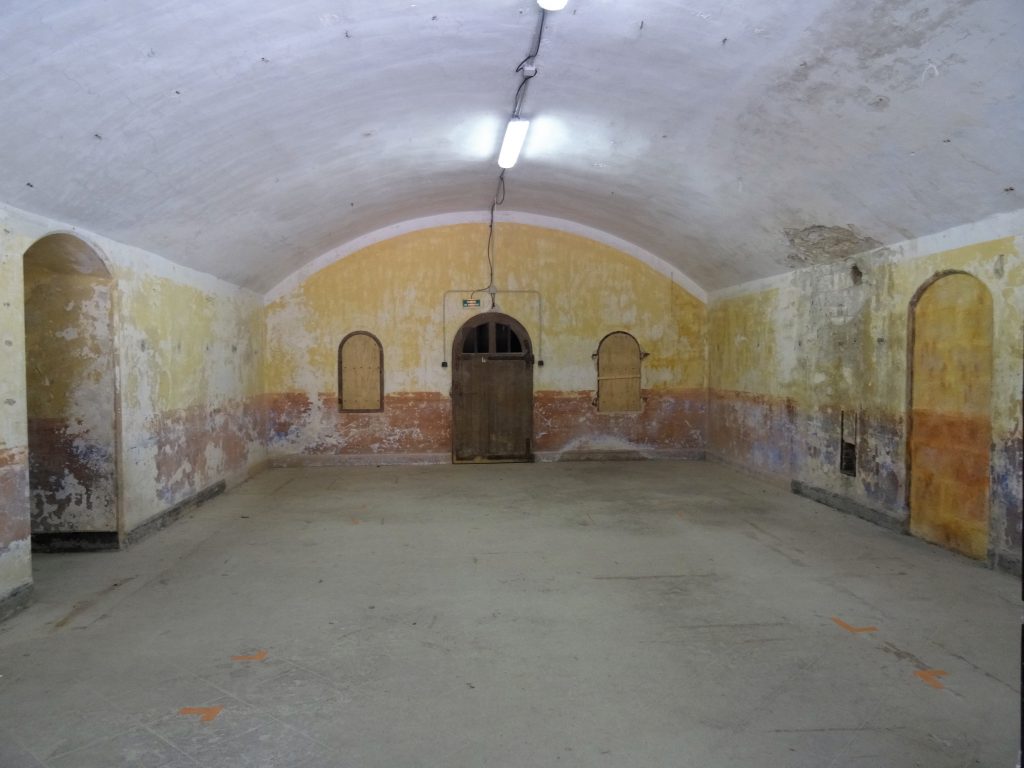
[1,0,1020,292]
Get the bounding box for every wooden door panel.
[341,333,382,410]
[598,333,641,412]
[452,314,533,463]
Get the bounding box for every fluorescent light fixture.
[537,0,568,9]
[498,119,530,168]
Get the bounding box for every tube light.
[537,0,568,9]
[498,119,530,169]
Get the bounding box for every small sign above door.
[463,299,481,308]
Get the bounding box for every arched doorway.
[452,312,534,463]
[907,272,993,559]
[23,234,119,550]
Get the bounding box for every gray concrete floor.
[0,462,1018,768]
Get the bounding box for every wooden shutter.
[597,333,641,412]
[339,333,382,411]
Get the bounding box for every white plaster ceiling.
[1,0,1020,292]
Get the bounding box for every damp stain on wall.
[909,273,993,559]
[117,271,266,529]
[0,222,32,598]
[264,223,708,459]
[23,259,117,533]
[708,232,1023,566]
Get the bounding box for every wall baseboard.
[32,531,120,553]
[269,453,450,467]
[123,480,227,548]
[0,582,32,623]
[791,480,906,533]
[988,551,1022,577]
[268,449,704,466]
[792,480,1021,576]
[535,448,704,462]
[704,452,792,489]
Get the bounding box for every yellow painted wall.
[264,223,707,459]
[709,288,783,396]
[116,268,266,529]
[23,268,112,419]
[708,232,1023,565]
[0,221,32,601]
[910,274,993,558]
[266,223,705,397]
[120,273,263,414]
[711,237,1021,420]
[23,258,117,533]
[1,206,267,548]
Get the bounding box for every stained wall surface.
[708,221,1023,569]
[116,267,266,531]
[1,205,267,566]
[264,224,707,461]
[909,275,993,559]
[0,223,32,607]
[24,248,117,534]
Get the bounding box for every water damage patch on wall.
[265,223,708,462]
[23,237,117,534]
[0,216,33,602]
[534,390,706,458]
[909,273,993,559]
[709,230,1023,569]
[117,271,266,530]
[0,448,30,553]
[149,399,265,504]
[267,392,451,459]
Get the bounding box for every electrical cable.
[515,9,547,72]
[511,70,537,119]
[445,5,553,361]
[473,8,548,298]
[471,169,506,303]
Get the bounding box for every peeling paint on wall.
[24,249,116,533]
[116,270,266,530]
[0,448,30,550]
[909,273,993,558]
[265,224,708,461]
[2,204,268,555]
[785,225,882,267]
[709,225,1023,569]
[0,219,32,603]
[534,389,706,458]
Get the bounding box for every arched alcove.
[23,233,120,550]
[907,271,993,559]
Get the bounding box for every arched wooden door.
[908,272,993,559]
[452,312,534,463]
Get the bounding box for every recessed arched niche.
[23,233,120,550]
[907,271,993,560]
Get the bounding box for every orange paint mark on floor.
[914,669,948,689]
[178,706,223,722]
[831,616,878,633]
[231,650,268,661]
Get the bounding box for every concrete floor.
[0,462,1018,767]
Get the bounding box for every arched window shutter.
[339,332,383,412]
